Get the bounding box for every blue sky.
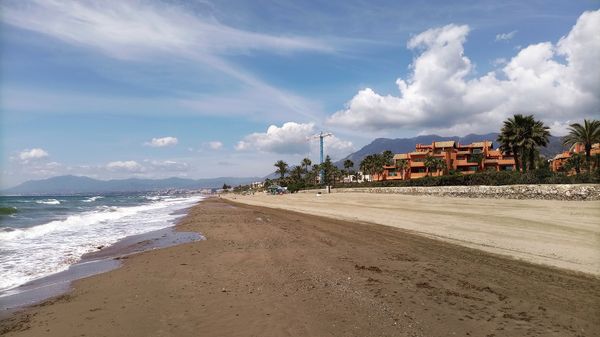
[1,0,599,188]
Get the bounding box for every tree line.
[266,116,599,191]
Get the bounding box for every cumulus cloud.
[236,122,315,154]
[208,141,223,150]
[495,30,517,41]
[327,10,600,135]
[236,122,354,159]
[106,160,144,172]
[145,136,178,147]
[19,148,49,161]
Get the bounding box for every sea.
[0,193,204,296]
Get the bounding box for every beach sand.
[226,192,600,276]
[1,197,599,336]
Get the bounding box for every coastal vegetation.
[231,116,599,193]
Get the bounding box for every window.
[469,166,478,171]
[472,149,482,154]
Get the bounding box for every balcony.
[410,161,425,167]
[455,159,479,166]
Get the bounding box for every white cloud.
[327,10,600,135]
[19,148,49,161]
[236,122,354,159]
[495,30,517,41]
[145,136,178,147]
[208,141,223,150]
[106,160,144,172]
[236,122,315,154]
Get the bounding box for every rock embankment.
[317,184,600,201]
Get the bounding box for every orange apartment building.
[376,140,516,181]
[551,143,600,172]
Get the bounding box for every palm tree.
[497,114,550,172]
[562,119,600,167]
[434,158,447,175]
[274,160,288,180]
[343,159,354,172]
[289,165,304,183]
[301,157,312,174]
[396,159,409,180]
[424,155,437,176]
[498,117,521,172]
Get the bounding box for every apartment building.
[375,140,516,181]
[551,143,600,172]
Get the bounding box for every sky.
[1,0,599,188]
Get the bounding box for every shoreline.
[2,197,599,336]
[224,192,600,276]
[0,203,204,318]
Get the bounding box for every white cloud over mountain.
[145,137,178,147]
[106,161,144,173]
[19,148,49,161]
[236,122,354,158]
[327,9,600,136]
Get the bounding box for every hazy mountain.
[336,133,566,167]
[2,175,261,195]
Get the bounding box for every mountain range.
[2,175,261,195]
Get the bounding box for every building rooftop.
[433,140,456,148]
[393,154,409,160]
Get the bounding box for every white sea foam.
[82,196,103,203]
[35,199,61,205]
[0,195,203,292]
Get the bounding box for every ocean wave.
[0,207,18,215]
[0,195,204,292]
[82,196,104,203]
[36,199,61,205]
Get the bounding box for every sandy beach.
[1,197,599,336]
[226,192,600,276]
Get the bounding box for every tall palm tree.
[562,119,600,165]
[274,160,288,180]
[498,117,521,172]
[497,114,550,172]
[520,115,551,171]
[301,157,312,174]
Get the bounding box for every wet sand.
[226,192,600,276]
[1,198,599,336]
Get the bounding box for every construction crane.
[307,131,333,184]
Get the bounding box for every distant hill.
[2,175,261,195]
[336,133,566,167]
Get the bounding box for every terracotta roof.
[393,154,409,160]
[433,140,456,148]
